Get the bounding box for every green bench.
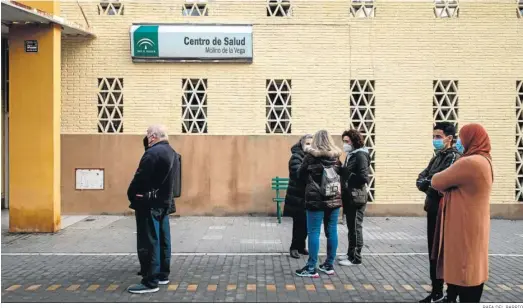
[271,177,289,224]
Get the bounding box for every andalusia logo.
[133,25,159,57]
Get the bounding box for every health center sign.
[130,24,253,63]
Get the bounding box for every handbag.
[350,183,369,206]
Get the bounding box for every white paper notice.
[75,169,104,190]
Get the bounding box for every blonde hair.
[311,130,342,155]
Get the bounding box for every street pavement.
[1,212,523,303]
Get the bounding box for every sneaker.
[295,266,320,278]
[432,293,445,303]
[319,263,335,275]
[127,283,159,294]
[339,259,361,266]
[158,279,170,285]
[337,255,349,261]
[419,292,444,303]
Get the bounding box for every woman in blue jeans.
[295,130,343,278]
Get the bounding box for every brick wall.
[59,0,523,206]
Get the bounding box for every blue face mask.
[433,139,445,151]
[456,139,464,154]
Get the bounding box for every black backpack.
[172,151,182,198]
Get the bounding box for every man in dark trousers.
[127,125,179,294]
[416,122,461,303]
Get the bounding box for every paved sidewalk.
[2,214,523,303]
[3,215,522,254]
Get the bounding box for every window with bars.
[97,78,123,133]
[182,79,208,134]
[267,0,292,17]
[518,0,523,18]
[350,0,375,18]
[516,81,523,201]
[98,0,124,15]
[433,80,459,128]
[350,80,376,202]
[434,0,459,18]
[266,79,292,134]
[183,1,208,16]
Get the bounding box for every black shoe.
[298,249,309,255]
[443,296,457,303]
[318,263,335,275]
[432,293,445,303]
[290,249,301,259]
[350,258,362,265]
[419,294,432,303]
[295,266,319,278]
[158,279,170,285]
[419,292,445,303]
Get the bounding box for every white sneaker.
[338,259,356,266]
[337,255,349,261]
[158,279,170,285]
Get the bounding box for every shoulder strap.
[160,150,176,185]
[483,156,494,182]
[343,153,350,167]
[449,152,458,165]
[475,154,494,183]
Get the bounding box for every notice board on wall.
[75,169,104,190]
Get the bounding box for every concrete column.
[8,1,61,232]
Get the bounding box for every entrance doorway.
[1,37,9,210]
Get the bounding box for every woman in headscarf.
[431,123,494,303]
[284,134,313,259]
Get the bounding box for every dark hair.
[433,122,457,139]
[342,129,365,149]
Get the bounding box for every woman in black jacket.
[295,130,343,278]
[338,129,371,266]
[284,134,313,259]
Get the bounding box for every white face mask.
[303,144,311,151]
[343,144,353,153]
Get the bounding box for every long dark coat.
[283,142,307,217]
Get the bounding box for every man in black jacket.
[127,125,179,294]
[417,122,461,303]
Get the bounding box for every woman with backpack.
[338,129,371,266]
[284,134,313,259]
[295,130,343,278]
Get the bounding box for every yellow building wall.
[9,1,62,232]
[23,0,59,14]
[59,1,523,211]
